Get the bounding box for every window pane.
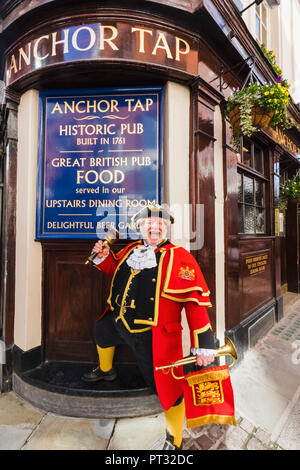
[256,208,265,234]
[254,144,263,173]
[255,180,264,206]
[238,173,243,202]
[274,174,280,205]
[244,205,255,233]
[238,203,244,233]
[244,176,254,204]
[256,16,261,40]
[242,138,251,167]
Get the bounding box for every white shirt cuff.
[191,348,215,356]
[93,253,109,265]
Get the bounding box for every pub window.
[274,156,280,208]
[238,138,266,234]
[280,168,289,186]
[255,1,268,45]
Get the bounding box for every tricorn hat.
[131,203,175,226]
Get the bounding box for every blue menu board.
[36,87,163,239]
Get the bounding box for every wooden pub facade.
[0,0,299,416]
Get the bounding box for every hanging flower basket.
[225,81,291,151]
[228,104,274,133]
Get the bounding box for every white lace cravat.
[126,243,157,270]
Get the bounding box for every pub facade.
[0,0,299,417]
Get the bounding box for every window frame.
[255,1,268,45]
[237,137,269,236]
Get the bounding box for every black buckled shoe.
[81,366,117,382]
[162,432,183,451]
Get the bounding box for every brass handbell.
[155,337,238,373]
[85,226,120,265]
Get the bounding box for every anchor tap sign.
[36,87,164,240]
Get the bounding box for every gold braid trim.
[186,368,229,386]
[161,292,212,307]
[187,415,237,428]
[163,248,210,296]
[193,324,212,348]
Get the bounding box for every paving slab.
[218,426,249,450]
[246,437,269,450]
[22,413,115,450]
[0,391,45,426]
[107,413,165,450]
[276,388,300,450]
[0,425,35,450]
[231,308,300,434]
[231,370,289,432]
[0,391,45,450]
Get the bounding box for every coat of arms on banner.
[182,365,237,428]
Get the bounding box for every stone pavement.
[0,293,299,451]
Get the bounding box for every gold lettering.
[175,37,190,61]
[33,35,50,60]
[51,102,63,114]
[131,27,153,53]
[52,29,69,56]
[6,23,194,84]
[111,99,119,112]
[75,100,86,113]
[125,98,134,111]
[18,43,31,70]
[86,100,97,113]
[97,100,110,112]
[145,98,153,110]
[64,101,75,113]
[72,26,96,51]
[152,32,173,58]
[99,25,119,51]
[246,252,269,275]
[9,54,18,75]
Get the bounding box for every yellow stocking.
[96,345,115,372]
[164,399,185,447]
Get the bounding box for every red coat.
[95,240,213,410]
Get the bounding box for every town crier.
[82,204,215,450]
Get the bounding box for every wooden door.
[42,241,136,363]
[42,241,108,361]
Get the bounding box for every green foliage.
[225,44,293,152]
[225,82,291,151]
[260,44,290,89]
[279,174,300,210]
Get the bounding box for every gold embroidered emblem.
[186,369,229,407]
[178,266,195,281]
[191,380,224,406]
